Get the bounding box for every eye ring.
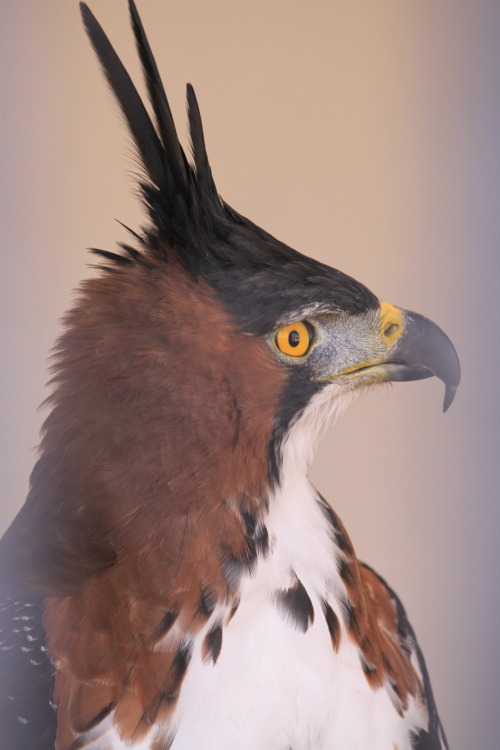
[275,320,313,358]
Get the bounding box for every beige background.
[1,1,498,748]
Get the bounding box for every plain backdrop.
[1,2,498,749]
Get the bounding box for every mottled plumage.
[0,2,459,749]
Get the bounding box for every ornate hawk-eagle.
[0,2,460,749]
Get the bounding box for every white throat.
[279,382,360,483]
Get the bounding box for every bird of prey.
[0,2,460,749]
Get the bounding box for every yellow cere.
[275,321,311,358]
[379,302,404,351]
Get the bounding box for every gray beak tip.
[443,383,458,413]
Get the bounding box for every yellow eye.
[275,321,312,357]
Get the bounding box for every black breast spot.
[202,621,223,664]
[274,575,314,633]
[320,599,341,652]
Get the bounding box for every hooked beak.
[340,303,461,412]
[378,309,460,411]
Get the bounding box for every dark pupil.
[288,330,301,347]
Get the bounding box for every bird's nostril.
[383,323,399,339]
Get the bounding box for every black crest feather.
[187,83,217,196]
[127,0,189,192]
[80,2,168,191]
